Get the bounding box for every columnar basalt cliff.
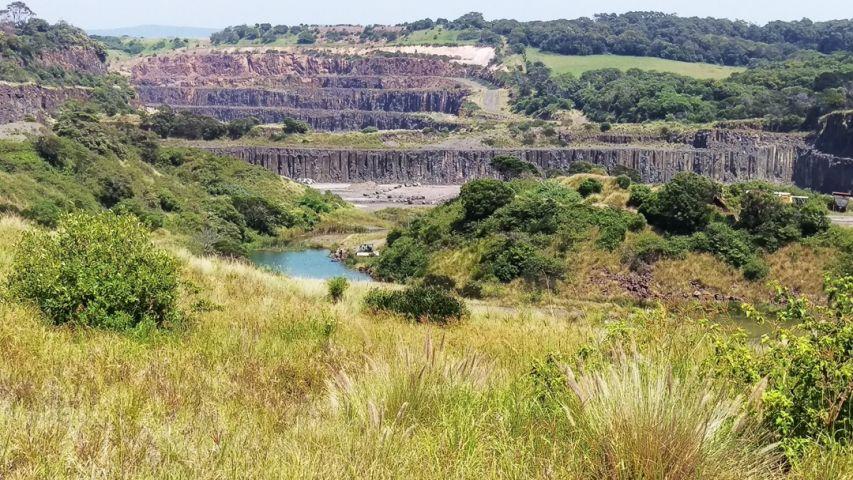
[204,131,808,187]
[0,83,90,124]
[136,86,468,113]
[130,52,478,131]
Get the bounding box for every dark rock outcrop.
[814,111,853,159]
[0,83,90,124]
[137,86,468,114]
[130,52,478,131]
[205,142,801,187]
[131,52,479,86]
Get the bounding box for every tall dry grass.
[0,215,810,478]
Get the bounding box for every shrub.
[691,222,755,268]
[7,212,180,330]
[459,179,515,222]
[490,155,538,179]
[21,200,62,227]
[226,117,260,139]
[627,184,653,208]
[627,232,689,267]
[737,190,801,251]
[642,173,719,234]
[615,174,632,189]
[713,276,853,459]
[577,178,603,197]
[34,134,65,168]
[326,276,349,303]
[282,117,310,134]
[363,285,467,324]
[481,235,563,284]
[458,280,484,299]
[372,236,429,282]
[420,273,456,290]
[360,126,379,134]
[742,257,769,281]
[611,164,642,182]
[98,174,134,208]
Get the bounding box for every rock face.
[204,135,808,187]
[131,52,478,131]
[174,106,457,131]
[814,111,853,159]
[131,52,478,86]
[136,86,468,113]
[0,83,90,124]
[36,46,107,76]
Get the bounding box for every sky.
[20,0,853,30]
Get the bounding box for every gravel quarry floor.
[310,182,461,211]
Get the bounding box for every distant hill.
[87,25,218,39]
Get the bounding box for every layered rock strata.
[131,52,478,131]
[0,83,89,124]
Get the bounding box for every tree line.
[511,52,853,131]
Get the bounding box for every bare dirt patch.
[310,182,460,211]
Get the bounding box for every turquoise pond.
[249,249,374,282]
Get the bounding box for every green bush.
[34,134,66,168]
[490,155,538,179]
[627,232,689,267]
[7,212,180,330]
[627,184,653,208]
[420,273,456,290]
[282,117,310,134]
[481,235,563,284]
[363,285,467,324]
[372,236,429,282]
[326,277,349,303]
[713,276,853,458]
[458,280,484,299]
[691,222,755,268]
[737,191,801,251]
[615,175,632,189]
[459,179,515,222]
[742,257,769,281]
[360,126,379,134]
[21,200,63,228]
[641,173,719,234]
[577,178,603,197]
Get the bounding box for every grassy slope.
[394,28,475,46]
[2,215,848,477]
[421,175,841,307]
[511,48,745,80]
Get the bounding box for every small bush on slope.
[712,275,853,459]
[7,212,180,329]
[363,285,468,324]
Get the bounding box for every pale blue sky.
[21,0,853,29]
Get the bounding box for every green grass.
[394,28,473,46]
[513,48,745,80]
[0,216,816,478]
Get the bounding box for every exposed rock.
[814,111,853,159]
[36,46,107,76]
[137,85,468,114]
[131,52,480,87]
[205,139,803,187]
[175,106,458,131]
[0,83,90,124]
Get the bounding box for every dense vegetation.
[374,172,838,293]
[511,52,853,130]
[0,2,107,84]
[8,212,180,330]
[0,102,344,256]
[408,11,853,66]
